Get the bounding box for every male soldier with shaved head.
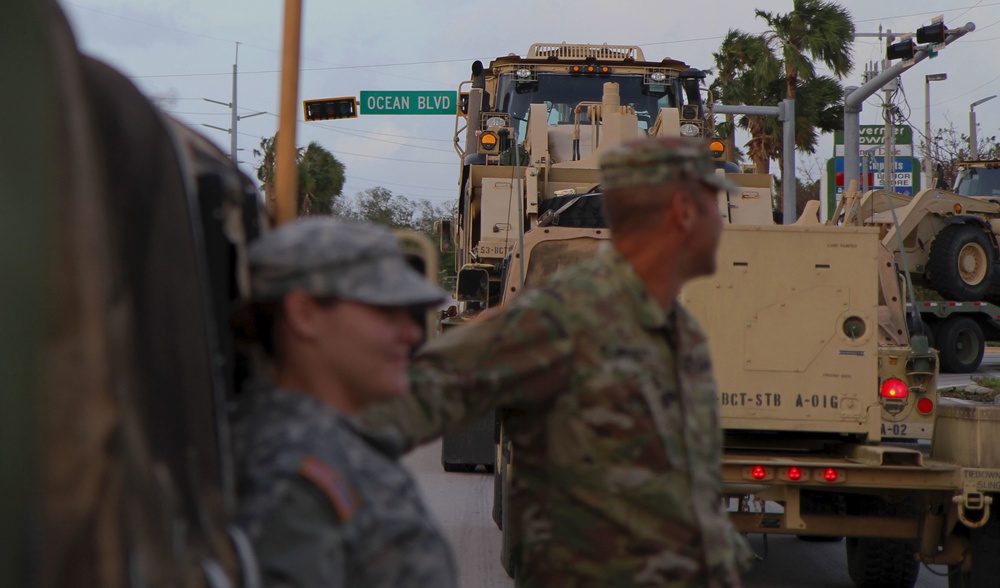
[232,217,458,588]
[365,137,754,587]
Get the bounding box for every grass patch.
[940,376,1000,402]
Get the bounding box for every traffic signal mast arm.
[843,22,975,187]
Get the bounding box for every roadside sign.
[834,125,913,156]
[360,90,457,115]
[826,156,922,215]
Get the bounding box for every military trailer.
[682,222,1000,588]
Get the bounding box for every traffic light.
[916,22,946,44]
[887,39,915,61]
[888,20,947,61]
[303,97,358,121]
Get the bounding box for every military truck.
[448,42,774,312]
[439,42,775,472]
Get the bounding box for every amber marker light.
[709,140,726,158]
[480,132,499,151]
[953,203,963,213]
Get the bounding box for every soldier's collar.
[599,244,670,330]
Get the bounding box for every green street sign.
[360,90,457,115]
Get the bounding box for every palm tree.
[712,30,780,165]
[755,0,855,102]
[254,135,346,215]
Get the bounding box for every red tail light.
[823,468,839,482]
[751,465,767,480]
[787,467,802,481]
[917,397,934,414]
[880,378,908,399]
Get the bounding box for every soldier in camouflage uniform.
[232,217,458,588]
[364,137,754,587]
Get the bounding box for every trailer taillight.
[751,465,767,480]
[880,378,908,399]
[917,397,934,414]
[823,468,839,482]
[787,467,802,481]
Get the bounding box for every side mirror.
[457,268,490,304]
[435,217,454,253]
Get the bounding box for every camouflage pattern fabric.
[248,216,446,307]
[233,386,457,588]
[364,243,752,587]
[599,137,738,192]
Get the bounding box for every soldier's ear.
[281,291,324,340]
[668,187,697,232]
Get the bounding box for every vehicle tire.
[937,316,985,373]
[947,493,1000,587]
[927,224,995,301]
[538,194,607,228]
[844,494,920,588]
[846,537,919,588]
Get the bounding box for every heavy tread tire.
[846,537,919,588]
[937,316,985,373]
[845,495,920,588]
[948,492,1000,587]
[927,224,995,301]
[538,194,607,228]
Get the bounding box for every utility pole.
[204,43,265,163]
[924,73,946,187]
[969,95,997,160]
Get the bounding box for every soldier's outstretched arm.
[363,289,573,448]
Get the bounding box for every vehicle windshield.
[954,167,1000,197]
[494,72,681,133]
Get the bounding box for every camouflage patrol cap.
[248,217,447,307]
[599,136,738,192]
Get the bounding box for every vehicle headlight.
[649,71,667,83]
[680,123,700,137]
[516,68,532,79]
[485,116,506,129]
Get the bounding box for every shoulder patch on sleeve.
[298,455,360,522]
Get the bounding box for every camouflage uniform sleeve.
[253,476,347,588]
[363,290,573,448]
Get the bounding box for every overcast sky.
[58,0,1000,204]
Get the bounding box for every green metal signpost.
[360,90,457,115]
